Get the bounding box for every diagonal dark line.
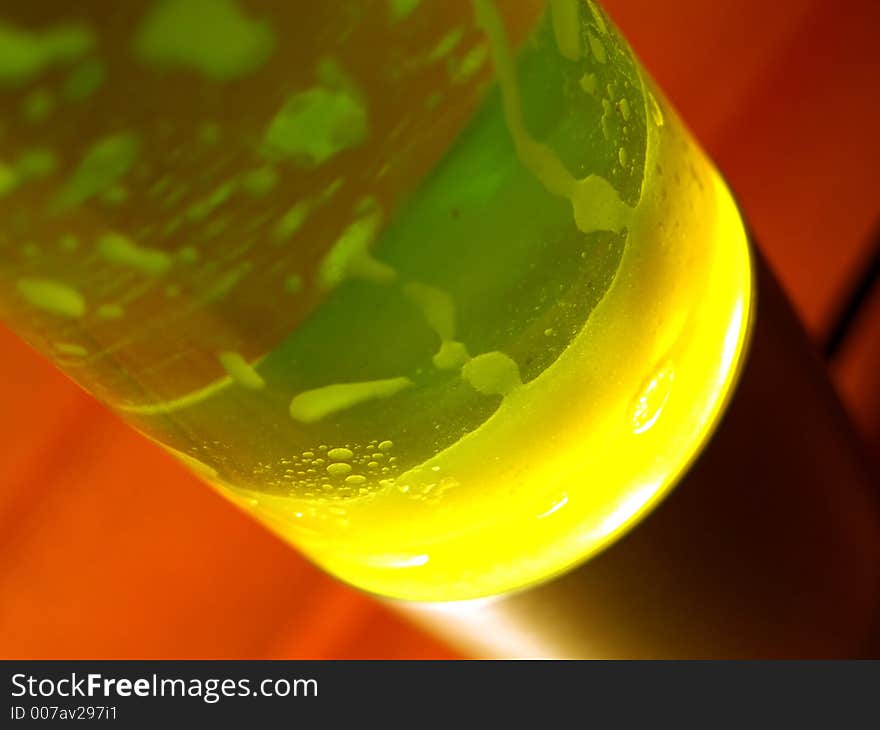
[822,217,880,361]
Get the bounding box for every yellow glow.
[239,89,754,600]
[131,1,753,602]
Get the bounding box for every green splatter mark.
[428,28,464,62]
[403,281,456,340]
[432,340,470,370]
[289,377,413,423]
[55,133,139,210]
[318,206,395,290]
[63,58,105,101]
[316,57,358,93]
[16,277,85,318]
[274,201,309,242]
[160,215,183,237]
[462,351,521,396]
[97,303,124,319]
[425,91,443,110]
[134,0,276,81]
[284,274,302,293]
[319,178,344,202]
[99,184,129,205]
[0,162,16,197]
[263,78,368,166]
[187,180,235,221]
[158,184,187,210]
[198,121,221,145]
[242,165,277,196]
[147,175,171,198]
[55,342,88,357]
[21,88,54,123]
[117,364,254,416]
[58,234,79,251]
[199,263,249,303]
[21,242,39,258]
[199,215,230,242]
[389,0,421,22]
[579,72,598,95]
[570,175,630,233]
[550,0,581,61]
[0,21,94,86]
[98,232,172,275]
[16,148,57,180]
[588,31,607,64]
[218,351,265,390]
[176,245,199,263]
[450,43,488,82]
[600,98,616,140]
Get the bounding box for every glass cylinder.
[1,0,774,607]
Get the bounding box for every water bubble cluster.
[249,439,403,500]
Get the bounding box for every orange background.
[1,0,879,659]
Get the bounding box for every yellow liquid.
[241,110,751,601]
[0,1,752,601]
[213,2,753,600]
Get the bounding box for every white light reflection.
[718,297,745,387]
[590,481,661,542]
[400,595,556,659]
[365,553,430,569]
[537,493,569,520]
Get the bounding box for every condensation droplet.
[326,462,352,477]
[328,447,354,461]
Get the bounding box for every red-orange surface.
[1,0,878,658]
